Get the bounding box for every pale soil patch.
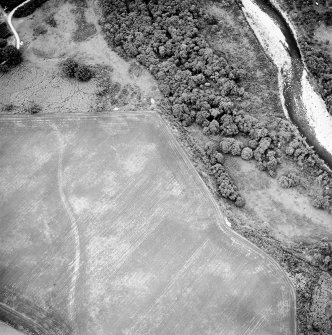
[0,322,24,335]
[0,0,161,114]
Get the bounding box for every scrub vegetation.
[60,57,94,81]
[278,0,332,115]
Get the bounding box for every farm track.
[51,124,80,324]
[5,0,32,49]
[0,112,296,334]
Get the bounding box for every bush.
[210,163,243,204]
[312,195,330,210]
[241,147,253,160]
[278,171,300,188]
[230,140,243,156]
[235,196,245,207]
[220,138,236,154]
[248,139,258,149]
[0,45,22,68]
[25,102,42,114]
[220,138,243,156]
[220,114,238,136]
[214,152,225,164]
[33,25,48,36]
[61,58,93,81]
[0,38,7,48]
[45,14,57,27]
[75,64,93,81]
[61,58,78,78]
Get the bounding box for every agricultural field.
[0,113,295,334]
[0,322,24,335]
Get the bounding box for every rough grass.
[71,7,97,42]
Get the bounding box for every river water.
[241,0,332,169]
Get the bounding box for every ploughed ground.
[0,113,295,334]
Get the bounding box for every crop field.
[0,112,295,335]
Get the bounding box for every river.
[240,0,332,170]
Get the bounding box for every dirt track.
[0,112,296,334]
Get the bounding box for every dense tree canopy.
[0,45,22,67]
[98,0,331,207]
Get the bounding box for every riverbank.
[241,0,332,171]
[266,0,332,169]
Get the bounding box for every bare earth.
[0,112,295,335]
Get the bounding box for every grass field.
[0,112,295,335]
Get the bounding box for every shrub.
[0,45,22,67]
[220,114,239,136]
[220,138,236,154]
[211,163,243,203]
[0,38,7,48]
[2,103,15,113]
[33,25,48,36]
[205,141,218,156]
[254,137,272,161]
[230,140,243,156]
[235,195,245,207]
[312,195,330,210]
[214,152,225,164]
[241,147,253,160]
[25,102,42,114]
[61,58,93,82]
[248,139,258,149]
[75,64,93,81]
[61,58,78,78]
[46,14,57,27]
[278,171,300,188]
